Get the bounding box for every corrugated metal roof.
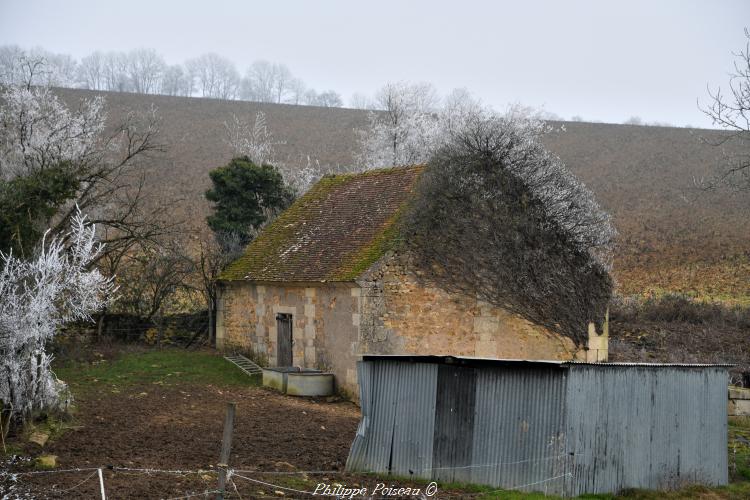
[361,354,734,368]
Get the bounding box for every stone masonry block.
[304,323,315,339]
[304,304,315,318]
[473,316,499,335]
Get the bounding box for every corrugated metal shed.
[346,355,730,496]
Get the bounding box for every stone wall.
[216,282,361,394]
[729,386,750,417]
[357,253,586,361]
[217,253,592,398]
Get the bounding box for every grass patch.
[465,483,750,499]
[54,348,259,393]
[730,418,750,481]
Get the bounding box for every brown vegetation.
[52,88,750,301]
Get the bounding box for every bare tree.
[197,232,244,345]
[623,116,643,125]
[700,28,750,191]
[126,48,166,94]
[349,92,377,110]
[272,63,293,104]
[305,89,343,107]
[186,53,239,99]
[102,51,131,92]
[1,45,353,111]
[160,64,192,96]
[240,61,301,103]
[78,51,106,90]
[286,77,306,105]
[240,60,277,102]
[115,240,194,322]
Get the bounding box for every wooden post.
[216,402,236,500]
[97,468,106,500]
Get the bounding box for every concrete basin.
[262,367,334,396]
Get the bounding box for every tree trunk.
[96,309,107,342]
[156,316,164,348]
[208,296,215,347]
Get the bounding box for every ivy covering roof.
[219,165,424,282]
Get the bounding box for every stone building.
[215,165,606,396]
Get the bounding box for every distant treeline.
[0,45,381,109]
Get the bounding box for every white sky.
[0,0,748,127]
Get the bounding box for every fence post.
[216,402,236,500]
[97,467,106,500]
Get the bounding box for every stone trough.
[262,367,334,396]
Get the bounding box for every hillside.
[54,88,750,302]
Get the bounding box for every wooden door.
[276,313,293,366]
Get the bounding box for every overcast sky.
[1,0,748,127]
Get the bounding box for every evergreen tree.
[205,156,294,247]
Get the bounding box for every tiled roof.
[219,165,424,282]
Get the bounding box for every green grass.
[730,417,750,481]
[465,482,750,499]
[54,348,259,393]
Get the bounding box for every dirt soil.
[4,384,364,499]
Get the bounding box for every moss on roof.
[219,165,424,282]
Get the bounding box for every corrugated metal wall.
[469,365,568,494]
[346,358,729,496]
[565,365,728,495]
[346,360,438,477]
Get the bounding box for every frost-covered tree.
[223,111,280,166]
[0,46,77,88]
[403,109,616,343]
[276,155,330,194]
[223,111,328,193]
[0,56,169,268]
[0,45,26,86]
[356,81,443,168]
[33,50,78,88]
[0,85,104,181]
[0,210,112,429]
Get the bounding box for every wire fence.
[3,461,579,499]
